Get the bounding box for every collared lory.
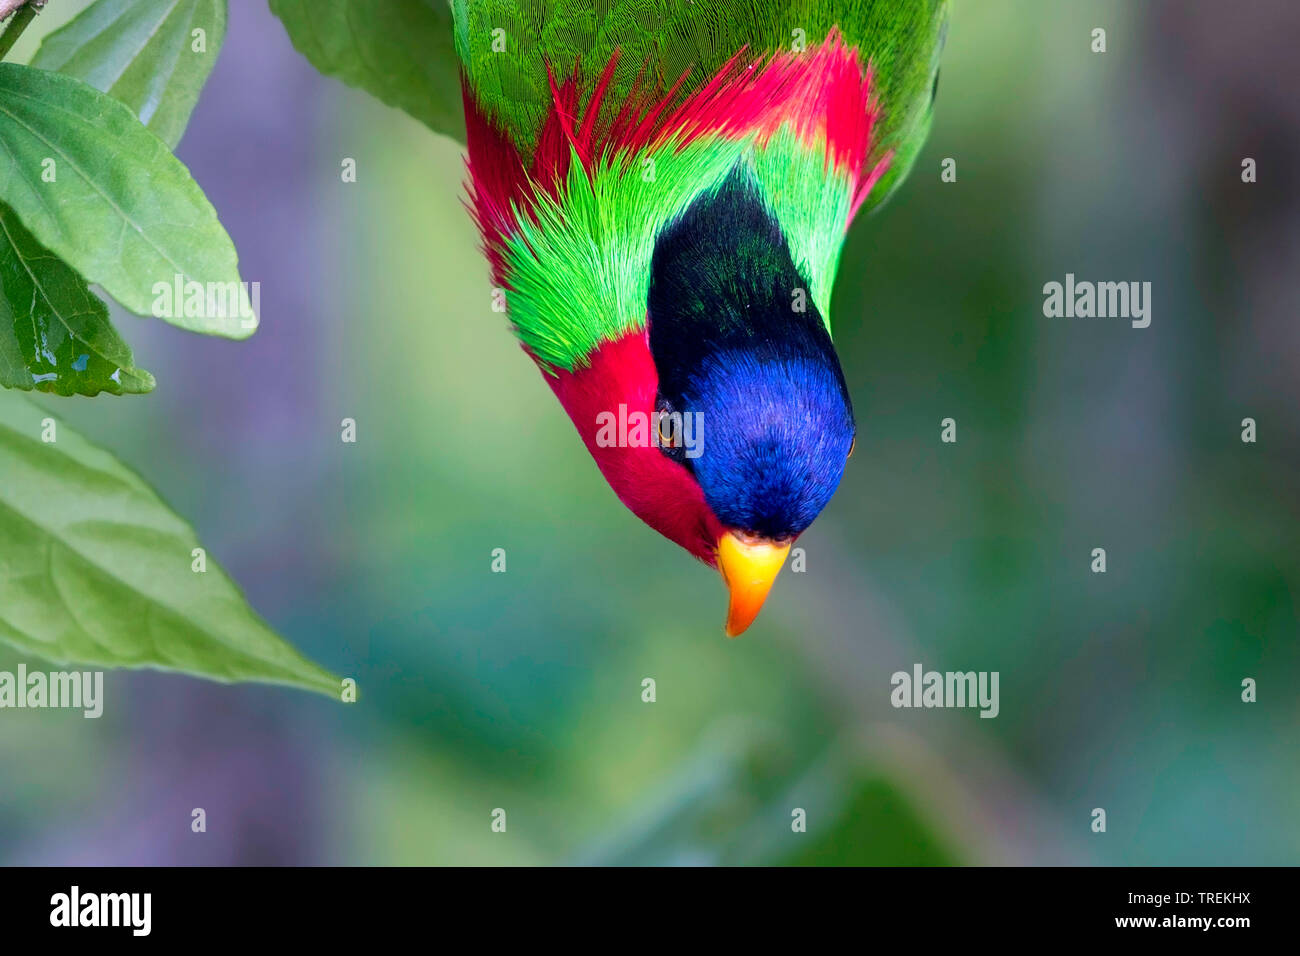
[454,1,948,635]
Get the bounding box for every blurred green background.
[1,0,1296,865]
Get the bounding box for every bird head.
[655,343,855,636]
[549,165,855,636]
[648,167,855,635]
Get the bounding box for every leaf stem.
[0,1,39,62]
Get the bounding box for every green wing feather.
[456,1,948,370]
[454,0,947,214]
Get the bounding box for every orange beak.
[717,532,791,637]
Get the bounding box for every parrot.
[453,1,949,636]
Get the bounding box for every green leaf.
[270,0,465,143]
[0,63,252,335]
[31,0,228,150]
[0,391,342,698]
[0,202,154,397]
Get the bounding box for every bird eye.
[652,395,691,468]
[657,413,677,447]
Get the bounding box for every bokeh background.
[1,0,1296,865]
